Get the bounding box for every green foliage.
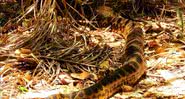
[18,86,28,93]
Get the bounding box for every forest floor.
[1,2,185,99]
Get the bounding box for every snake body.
[1,0,147,98]
[18,20,146,99]
[71,26,146,99]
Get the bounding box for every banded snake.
[1,1,147,98]
[20,20,146,99]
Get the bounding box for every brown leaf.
[17,58,37,65]
[24,72,32,81]
[156,47,166,54]
[147,40,159,48]
[71,71,91,80]
[20,48,32,54]
[121,85,133,92]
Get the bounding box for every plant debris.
[1,0,185,99]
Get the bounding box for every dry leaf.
[100,60,109,69]
[71,71,91,80]
[143,91,155,97]
[156,47,166,54]
[15,48,32,58]
[147,40,159,48]
[121,85,133,92]
[20,48,32,54]
[24,71,32,81]
[17,58,37,68]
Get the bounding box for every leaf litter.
[0,1,185,99]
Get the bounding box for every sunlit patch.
[148,79,185,96]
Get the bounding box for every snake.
[61,27,145,99]
[17,5,146,97]
[19,19,146,99]
[1,0,146,98]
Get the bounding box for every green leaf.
[18,86,28,93]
